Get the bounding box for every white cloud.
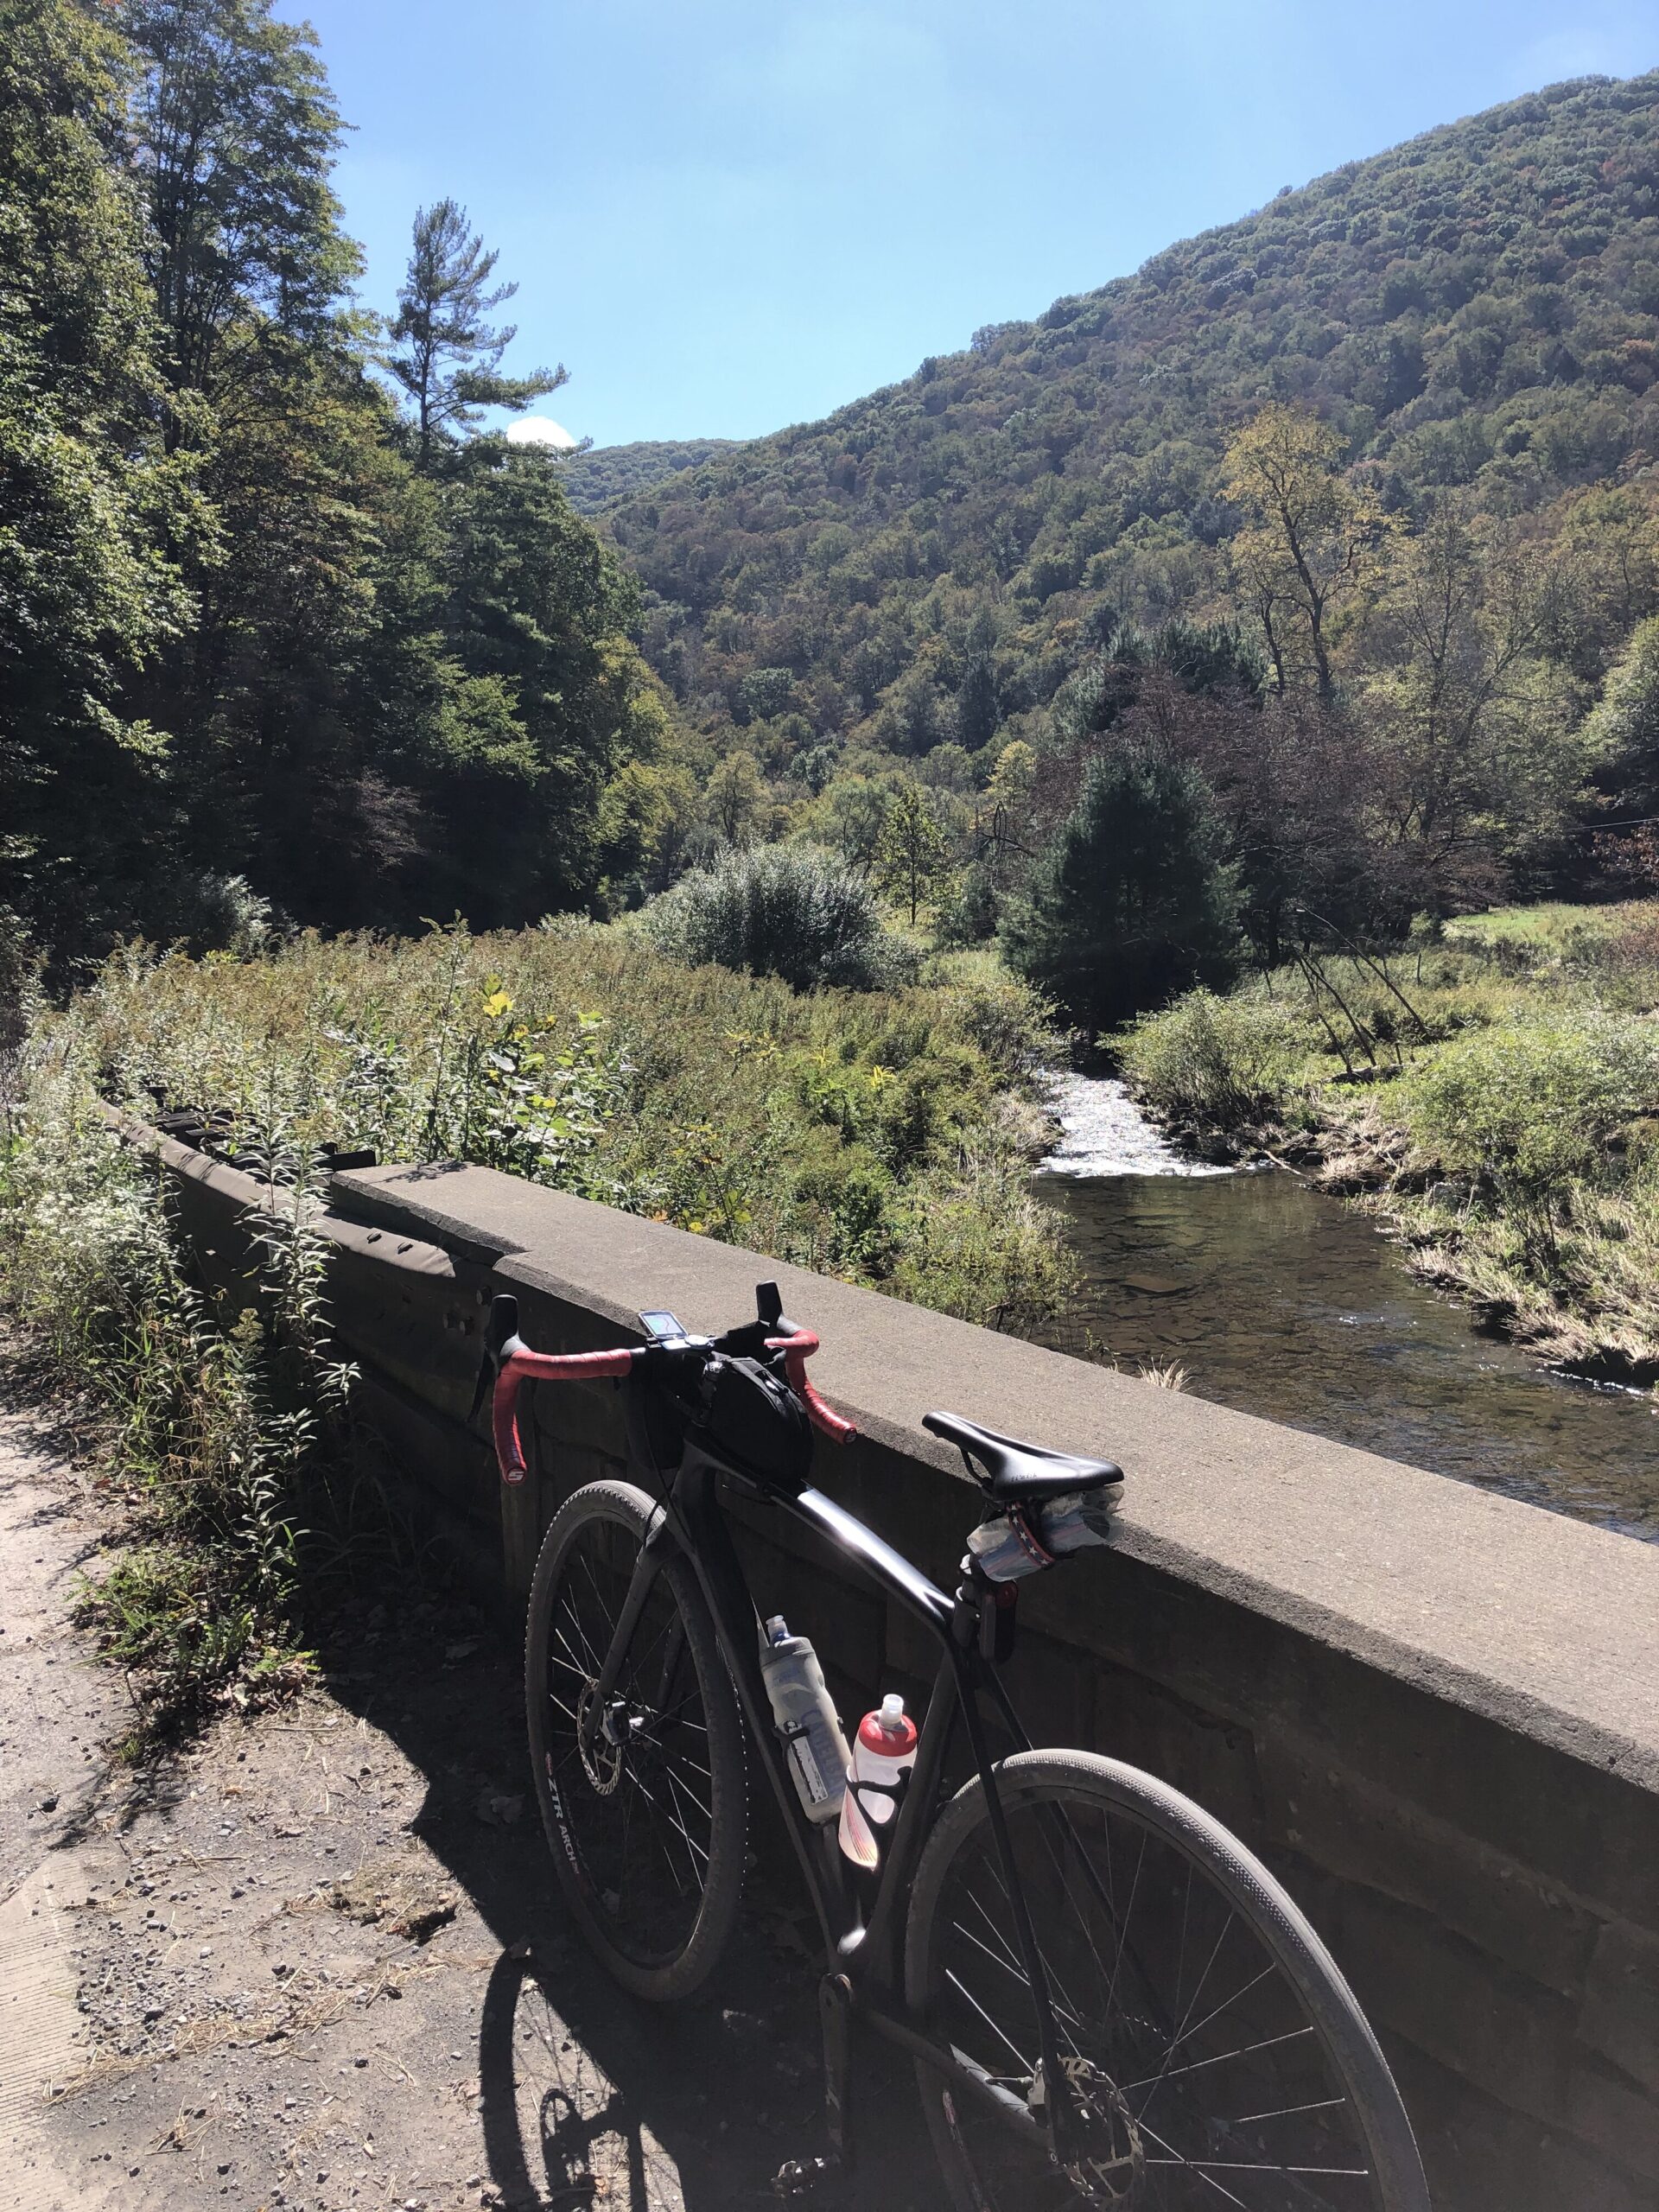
[505,416,578,450]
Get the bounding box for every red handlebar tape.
[492,1345,636,1484]
[768,1331,860,1445]
[489,1327,855,1484]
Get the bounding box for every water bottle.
[760,1617,850,1825]
[837,1694,918,1871]
[965,1486,1119,1583]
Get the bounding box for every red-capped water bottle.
[836,1694,918,1871]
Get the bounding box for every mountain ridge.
[601,68,1659,750]
[557,436,741,513]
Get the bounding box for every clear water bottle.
[760,1617,850,1825]
[965,1486,1119,1582]
[837,1693,918,1870]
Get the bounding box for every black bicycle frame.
[587,1373,1082,2171]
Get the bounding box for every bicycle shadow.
[318,1592,945,2212]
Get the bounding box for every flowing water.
[1033,1074,1659,1541]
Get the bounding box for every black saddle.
[923,1411,1122,1507]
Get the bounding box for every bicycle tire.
[524,1478,747,2000]
[906,1748,1430,2212]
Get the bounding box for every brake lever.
[469,1293,523,1429]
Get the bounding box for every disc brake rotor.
[1033,2056,1146,2209]
[575,1680,625,1797]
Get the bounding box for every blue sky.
[283,0,1659,450]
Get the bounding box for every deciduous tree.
[1221,404,1389,704]
[874,784,953,924]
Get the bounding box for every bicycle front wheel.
[525,1478,747,2000]
[906,1749,1430,2212]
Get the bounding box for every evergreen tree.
[1001,749,1240,1032]
[0,0,199,956]
[388,200,564,470]
[956,655,999,751]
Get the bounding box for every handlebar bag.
[691,1352,813,1488]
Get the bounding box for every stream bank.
[1033,1075,1659,1541]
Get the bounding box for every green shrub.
[0,1066,371,1741]
[644,842,911,991]
[1400,1014,1659,1217]
[1121,989,1311,1128]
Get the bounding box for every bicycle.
[479,1280,1432,2211]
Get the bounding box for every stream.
[1033,1074,1659,1541]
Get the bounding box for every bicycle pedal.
[772,2152,843,2199]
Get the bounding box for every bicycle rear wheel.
[525,1479,747,2000]
[906,1749,1429,2212]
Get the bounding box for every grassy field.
[1120,902,1659,1382]
[66,925,1074,1331]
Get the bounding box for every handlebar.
[767,1328,859,1446]
[477,1289,855,1485]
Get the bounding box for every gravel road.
[0,1413,940,2212]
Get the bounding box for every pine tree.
[388,200,564,470]
[956,655,999,751]
[1001,749,1240,1033]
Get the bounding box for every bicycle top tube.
[489,1314,856,1484]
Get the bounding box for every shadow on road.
[315,1585,944,2212]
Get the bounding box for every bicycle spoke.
[1229,2096,1349,2126]
[920,1783,1391,2212]
[1136,1911,1236,2132]
[1135,2115,1252,2209]
[1102,1823,1147,2026]
[947,1911,1089,2046]
[944,1966,1036,2079]
[624,1768,700,1896]
[950,1873,1089,2052]
[535,1509,727,1972]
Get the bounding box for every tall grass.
[73,922,1075,1330]
[0,1049,403,1745]
[2,923,1080,1732]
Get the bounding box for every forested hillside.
[613,71,1659,725]
[10,11,1659,1023]
[1,0,688,964]
[558,437,739,514]
[601,71,1659,1006]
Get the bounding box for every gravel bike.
[480,1282,1432,2211]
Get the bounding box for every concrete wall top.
[332,1162,1659,1792]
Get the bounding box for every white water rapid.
[1036,1072,1234,1179]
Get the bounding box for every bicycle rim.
[906,1751,1429,2212]
[525,1480,745,1999]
